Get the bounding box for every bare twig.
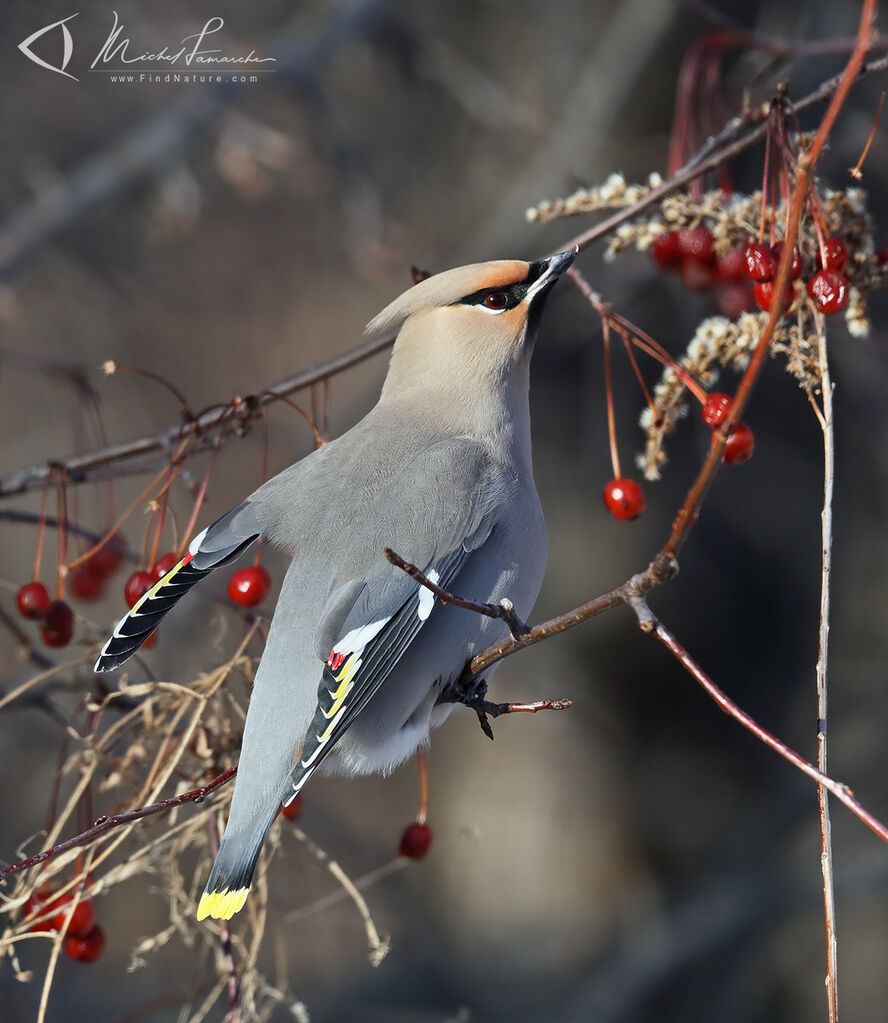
[2,48,885,501]
[644,613,888,845]
[560,52,888,255]
[0,510,137,561]
[813,313,839,1022]
[384,548,530,638]
[291,826,390,967]
[0,333,395,498]
[35,850,95,1023]
[0,767,236,879]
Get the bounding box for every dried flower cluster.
[525,172,664,223]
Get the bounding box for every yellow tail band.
[197,886,249,921]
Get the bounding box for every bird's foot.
[437,672,571,741]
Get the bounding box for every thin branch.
[384,548,529,638]
[0,333,395,498]
[0,767,236,879]
[645,613,888,845]
[291,826,390,967]
[0,510,137,561]
[2,48,886,502]
[814,313,839,1022]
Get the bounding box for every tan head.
[370,251,575,405]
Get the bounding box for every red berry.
[602,478,646,521]
[48,893,94,935]
[124,570,155,608]
[281,794,303,821]
[152,552,179,580]
[744,243,777,282]
[753,280,792,313]
[68,564,105,602]
[877,247,888,266]
[818,237,848,272]
[16,581,51,620]
[23,884,53,930]
[702,392,733,427]
[722,423,755,464]
[142,630,158,649]
[679,257,715,291]
[227,565,271,607]
[65,924,105,963]
[717,283,755,319]
[91,536,125,577]
[651,231,682,270]
[771,242,803,280]
[807,269,849,314]
[677,227,715,263]
[41,601,74,647]
[399,822,433,859]
[715,247,747,282]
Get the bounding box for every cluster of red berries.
[228,564,271,607]
[23,883,105,964]
[651,227,754,319]
[702,392,755,463]
[16,584,75,647]
[744,236,850,315]
[653,227,852,318]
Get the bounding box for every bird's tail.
[94,516,259,673]
[197,828,267,921]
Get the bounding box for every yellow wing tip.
[197,886,249,921]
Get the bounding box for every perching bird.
[94,249,575,920]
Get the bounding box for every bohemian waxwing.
[95,249,575,920]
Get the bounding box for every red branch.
[0,767,236,879]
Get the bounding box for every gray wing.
[285,436,504,798]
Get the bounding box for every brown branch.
[645,613,888,846]
[0,333,396,498]
[0,767,237,880]
[465,562,669,681]
[2,49,885,503]
[384,548,529,638]
[813,314,839,1022]
[559,51,888,256]
[0,510,137,562]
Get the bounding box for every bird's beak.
[525,249,576,302]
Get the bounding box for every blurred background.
[1,0,888,1020]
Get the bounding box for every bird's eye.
[484,291,508,310]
